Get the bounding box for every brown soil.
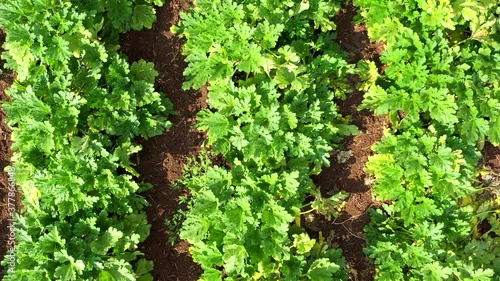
[0,30,17,279]
[8,1,499,281]
[335,3,385,67]
[484,142,500,171]
[309,3,387,281]
[480,142,500,238]
[120,1,205,280]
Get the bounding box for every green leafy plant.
[173,0,357,279]
[0,0,170,280]
[164,195,192,246]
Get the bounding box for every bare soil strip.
[120,1,204,279]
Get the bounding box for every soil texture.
[120,1,205,280]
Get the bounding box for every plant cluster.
[0,0,171,280]
[355,0,500,279]
[174,0,358,279]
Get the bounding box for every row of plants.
[0,0,171,280]
[173,0,359,279]
[354,0,500,279]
